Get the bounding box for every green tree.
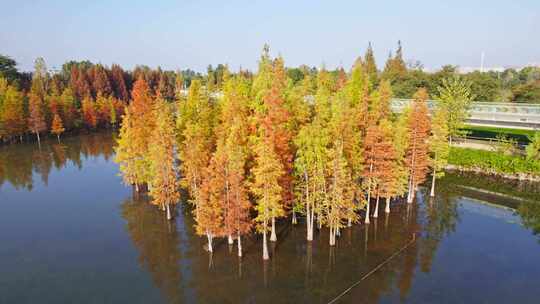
[429,108,449,197]
[149,99,180,220]
[177,79,215,223]
[436,76,474,143]
[0,55,19,83]
[526,132,540,161]
[364,42,378,87]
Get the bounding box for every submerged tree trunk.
[166,203,172,220]
[263,221,269,260]
[385,197,391,214]
[36,131,41,148]
[237,234,242,257]
[430,166,437,197]
[373,192,380,218]
[207,232,213,253]
[365,189,371,224]
[407,175,414,203]
[270,217,277,242]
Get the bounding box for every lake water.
[0,132,539,304]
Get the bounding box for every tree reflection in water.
[0,132,115,190]
[1,133,539,303]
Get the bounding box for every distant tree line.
[0,54,203,144]
[1,41,539,145]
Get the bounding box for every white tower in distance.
[480,51,485,72]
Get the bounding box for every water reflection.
[0,132,114,190]
[1,133,540,303]
[121,197,184,303]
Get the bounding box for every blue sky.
[1,0,539,72]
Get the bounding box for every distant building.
[457,66,506,74]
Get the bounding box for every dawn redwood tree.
[328,93,361,227]
[126,78,156,191]
[1,83,26,141]
[149,98,180,220]
[60,88,79,130]
[177,79,215,223]
[386,112,410,213]
[251,128,284,260]
[28,90,47,146]
[70,65,92,101]
[429,108,449,197]
[220,76,252,252]
[51,113,65,142]
[198,157,225,253]
[362,124,381,224]
[258,55,293,242]
[326,139,354,246]
[364,42,378,88]
[111,64,129,101]
[294,121,329,241]
[115,108,138,188]
[374,119,398,217]
[405,88,431,203]
[91,64,112,97]
[81,96,97,129]
[28,58,48,146]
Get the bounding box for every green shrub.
[526,132,540,161]
[462,125,535,145]
[448,147,540,175]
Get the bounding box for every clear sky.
[1,0,539,72]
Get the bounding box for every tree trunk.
[292,210,297,225]
[307,209,313,241]
[57,134,60,143]
[228,234,234,245]
[329,227,335,246]
[348,217,352,227]
[385,197,390,214]
[237,234,242,257]
[373,193,380,218]
[365,190,371,224]
[263,230,269,260]
[407,176,414,203]
[430,166,437,197]
[207,232,213,253]
[270,217,277,242]
[166,203,172,220]
[36,131,41,149]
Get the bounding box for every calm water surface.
[0,132,539,304]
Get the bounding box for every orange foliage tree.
[51,113,65,141]
[405,88,431,203]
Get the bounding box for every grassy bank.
[448,147,540,178]
[462,125,537,145]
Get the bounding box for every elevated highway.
[391,99,540,130]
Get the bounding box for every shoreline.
[445,164,540,182]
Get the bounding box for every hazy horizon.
[1,0,539,73]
